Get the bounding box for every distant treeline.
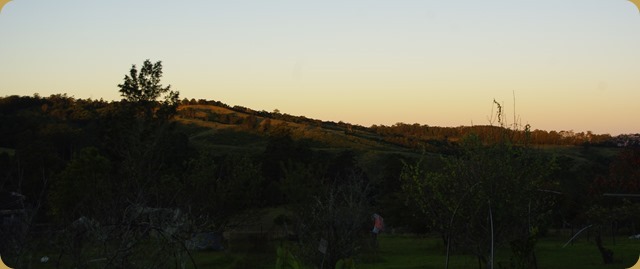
[370,123,617,147]
[2,95,632,155]
[175,97,627,148]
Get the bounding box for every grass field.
[183,233,640,269]
[9,231,640,268]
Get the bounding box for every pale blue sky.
[1,1,639,135]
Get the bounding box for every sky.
[1,1,639,135]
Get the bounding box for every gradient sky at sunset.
[1,1,639,135]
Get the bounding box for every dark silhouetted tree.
[117,59,179,121]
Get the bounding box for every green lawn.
[183,234,640,269]
[535,236,640,269]
[13,233,640,268]
[354,234,640,269]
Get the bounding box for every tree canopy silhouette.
[118,59,179,120]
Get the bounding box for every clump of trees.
[401,115,557,269]
[291,175,372,268]
[583,146,640,264]
[371,123,614,149]
[0,60,204,268]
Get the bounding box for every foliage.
[401,125,557,268]
[261,130,314,205]
[371,123,614,149]
[49,147,113,223]
[117,59,180,120]
[0,91,630,268]
[279,161,325,206]
[184,152,263,232]
[276,246,303,269]
[590,147,640,195]
[335,258,357,269]
[508,228,539,269]
[291,174,372,269]
[25,61,195,269]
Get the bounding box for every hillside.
[176,103,422,153]
[171,102,626,185]
[174,100,622,152]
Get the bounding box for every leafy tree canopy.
[118,59,176,103]
[117,59,180,121]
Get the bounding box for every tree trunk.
[595,232,614,264]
